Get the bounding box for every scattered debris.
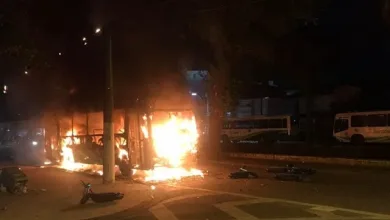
[229,167,259,179]
[0,167,28,194]
[267,164,316,182]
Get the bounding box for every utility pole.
[205,93,210,145]
[143,103,154,169]
[103,25,115,184]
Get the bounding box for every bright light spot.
[84,42,88,46]
[191,92,197,96]
[139,113,203,182]
[32,141,38,146]
[144,167,203,182]
[58,52,62,56]
[82,37,87,41]
[4,85,7,90]
[151,185,156,190]
[95,28,101,34]
[24,71,28,75]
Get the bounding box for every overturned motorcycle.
[266,164,316,181]
[80,181,124,204]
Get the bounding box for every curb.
[224,153,390,168]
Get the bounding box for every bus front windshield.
[334,118,348,133]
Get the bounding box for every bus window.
[351,115,366,127]
[234,120,253,129]
[269,119,283,128]
[254,119,267,129]
[334,118,348,132]
[366,114,387,127]
[388,114,390,126]
[282,118,287,128]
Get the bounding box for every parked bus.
[334,111,390,145]
[220,115,292,144]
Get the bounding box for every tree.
[0,0,77,119]
[176,0,332,153]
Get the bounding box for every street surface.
[0,166,151,220]
[1,161,390,220]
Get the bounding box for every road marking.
[214,199,264,220]
[149,203,179,220]
[158,192,217,205]
[149,192,217,220]
[168,184,390,219]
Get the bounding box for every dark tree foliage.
[0,0,91,119]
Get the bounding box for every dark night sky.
[1,0,390,120]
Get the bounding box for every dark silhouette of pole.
[143,102,154,169]
[103,26,115,184]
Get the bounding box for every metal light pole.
[192,92,210,149]
[205,93,210,141]
[103,26,115,184]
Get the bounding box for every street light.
[96,25,115,184]
[95,27,102,34]
[3,85,8,94]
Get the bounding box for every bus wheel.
[351,134,364,146]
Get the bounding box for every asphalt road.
[93,160,390,220]
[2,161,390,220]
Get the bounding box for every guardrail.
[225,152,390,168]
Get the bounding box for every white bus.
[221,115,292,144]
[333,111,390,145]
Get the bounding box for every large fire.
[140,113,203,181]
[57,112,203,182]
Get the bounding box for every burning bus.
[39,107,202,181]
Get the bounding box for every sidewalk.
[223,143,390,160]
[0,166,153,220]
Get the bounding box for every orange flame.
[140,113,203,181]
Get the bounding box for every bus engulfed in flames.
[56,111,203,182]
[140,113,203,181]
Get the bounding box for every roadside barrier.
[224,152,390,168]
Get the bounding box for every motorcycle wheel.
[80,195,89,204]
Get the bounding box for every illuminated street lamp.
[95,24,116,183]
[24,70,28,75]
[3,85,8,94]
[95,27,102,34]
[82,37,87,41]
